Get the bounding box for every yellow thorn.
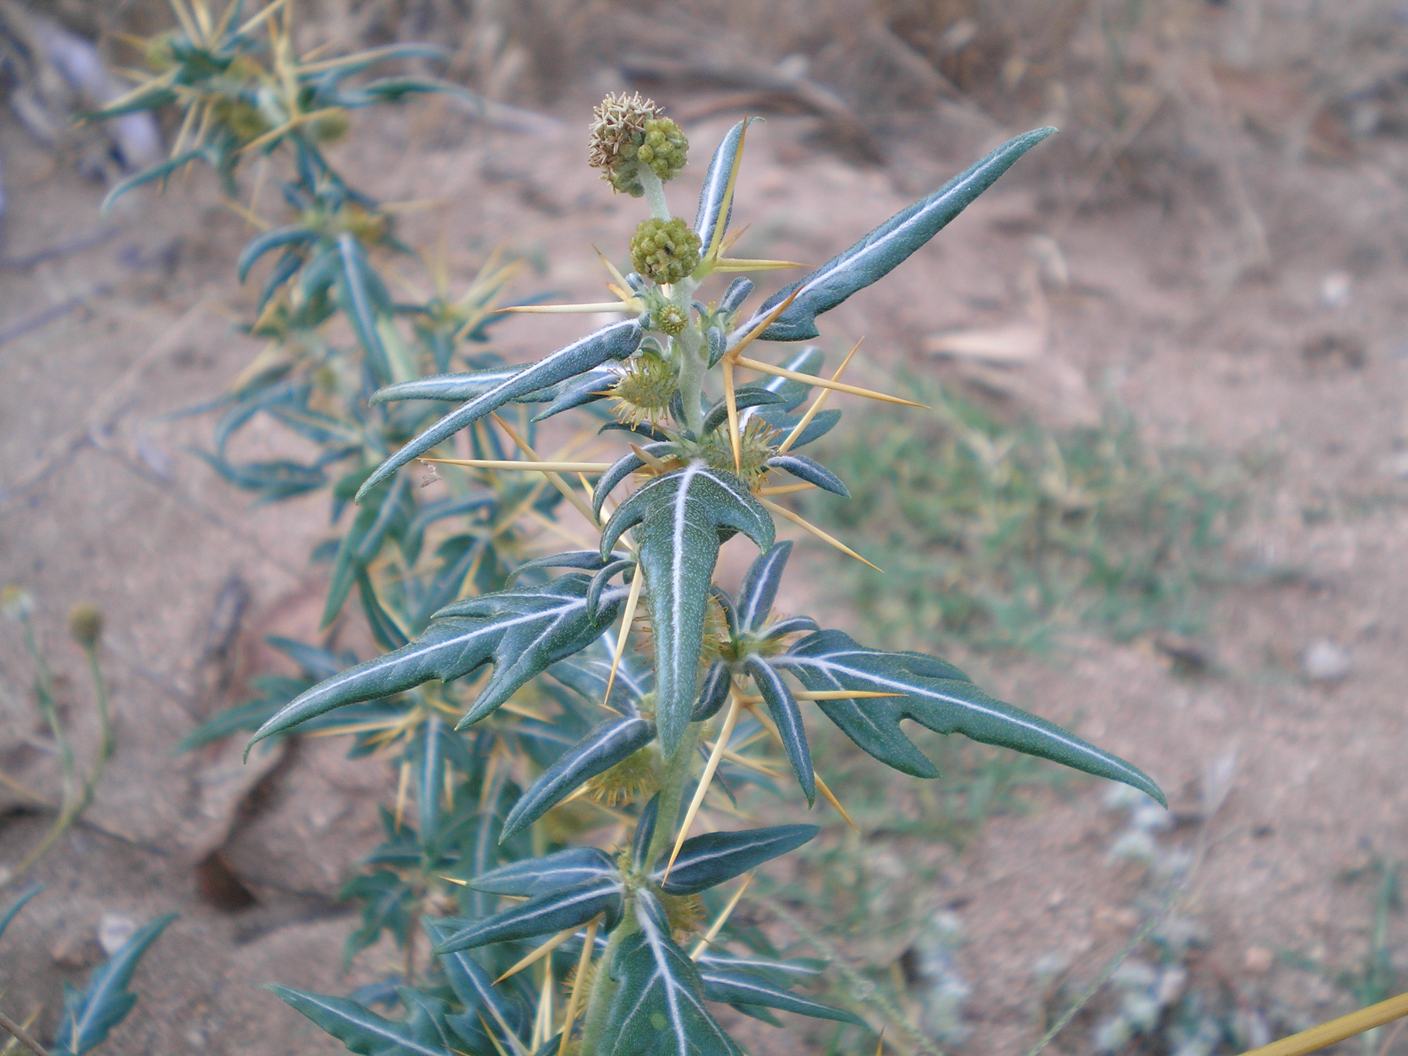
[593,244,632,291]
[496,301,633,315]
[721,358,741,472]
[167,0,198,40]
[706,118,751,261]
[189,0,213,39]
[235,107,344,155]
[876,1029,886,1056]
[602,569,645,708]
[736,690,899,703]
[691,874,754,959]
[815,771,859,831]
[1239,991,1408,1056]
[734,355,925,409]
[294,44,431,74]
[437,874,468,886]
[219,197,272,231]
[494,925,577,985]
[558,915,599,1054]
[724,287,803,363]
[761,498,882,572]
[757,482,815,497]
[237,0,292,36]
[778,337,863,454]
[628,443,671,473]
[712,258,806,272]
[393,759,410,830]
[418,457,613,474]
[490,415,601,526]
[664,694,743,881]
[532,956,554,1050]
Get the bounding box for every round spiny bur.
[310,109,350,144]
[214,98,269,143]
[2,585,33,621]
[660,892,706,940]
[636,117,688,182]
[609,354,676,428]
[655,303,688,336]
[68,604,103,648]
[630,218,701,286]
[588,92,660,193]
[700,417,779,486]
[585,748,659,807]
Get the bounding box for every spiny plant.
[0,886,172,1056]
[0,592,171,1054]
[238,92,1166,1054]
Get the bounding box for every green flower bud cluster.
[588,93,688,196]
[630,218,700,286]
[654,303,688,336]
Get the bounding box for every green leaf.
[764,453,849,497]
[694,119,751,255]
[736,542,792,632]
[499,716,654,840]
[740,128,1055,342]
[357,319,643,501]
[323,474,410,626]
[269,985,454,1056]
[0,884,40,945]
[433,876,623,953]
[600,462,774,753]
[743,656,814,804]
[698,965,861,1025]
[423,921,527,1046]
[100,149,205,212]
[603,901,742,1055]
[237,226,316,283]
[655,824,818,895]
[469,847,617,897]
[777,629,1165,802]
[370,367,536,405]
[54,914,175,1055]
[336,233,393,382]
[247,575,624,753]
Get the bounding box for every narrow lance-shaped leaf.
[268,985,455,1056]
[736,541,791,632]
[433,875,623,953]
[469,847,617,897]
[336,233,394,382]
[54,914,175,1056]
[602,900,742,1056]
[698,965,862,1025]
[776,629,1165,802]
[247,576,623,753]
[423,920,527,1046]
[694,118,751,255]
[743,656,815,804]
[654,824,818,895]
[600,463,774,753]
[736,128,1056,342]
[357,319,643,500]
[499,716,654,840]
[0,884,40,945]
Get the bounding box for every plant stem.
[0,1008,51,1056]
[639,168,670,221]
[12,644,115,879]
[578,724,704,1051]
[578,905,630,1054]
[675,321,706,437]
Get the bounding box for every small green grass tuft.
[805,376,1240,653]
